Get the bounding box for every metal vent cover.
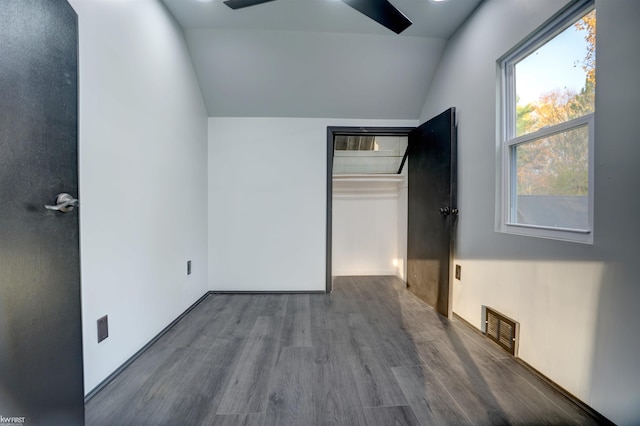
[485,307,519,356]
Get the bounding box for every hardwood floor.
[85,276,601,425]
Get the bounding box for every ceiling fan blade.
[223,0,277,10]
[341,0,412,34]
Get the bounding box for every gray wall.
[419,0,640,423]
[588,1,640,422]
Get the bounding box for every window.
[499,1,595,243]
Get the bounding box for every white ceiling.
[164,0,482,38]
[162,0,483,118]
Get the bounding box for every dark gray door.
[407,108,457,317]
[0,1,84,424]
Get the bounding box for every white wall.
[332,178,403,276]
[186,29,446,119]
[69,0,209,394]
[208,118,417,292]
[420,0,640,423]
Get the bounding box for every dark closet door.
[0,1,83,424]
[407,108,457,317]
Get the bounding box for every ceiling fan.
[222,0,412,35]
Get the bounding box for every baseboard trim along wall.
[84,291,211,402]
[513,358,615,426]
[88,291,611,424]
[84,289,326,402]
[451,313,614,426]
[210,290,326,294]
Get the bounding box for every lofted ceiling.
[162,0,483,118]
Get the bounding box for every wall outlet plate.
[97,315,108,343]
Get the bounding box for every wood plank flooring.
[85,276,601,425]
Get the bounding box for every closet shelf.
[332,174,405,182]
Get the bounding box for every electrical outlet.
[97,315,108,343]
[455,264,461,280]
[187,260,192,275]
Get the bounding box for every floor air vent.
[485,307,519,356]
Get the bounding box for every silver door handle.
[45,193,79,213]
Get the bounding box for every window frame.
[498,0,595,244]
